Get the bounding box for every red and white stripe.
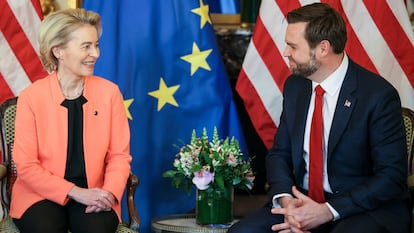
[0,0,46,105]
[236,0,414,148]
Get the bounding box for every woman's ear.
[52,46,62,59]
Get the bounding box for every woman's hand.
[68,186,115,213]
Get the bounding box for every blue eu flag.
[83,1,246,232]
[209,0,239,13]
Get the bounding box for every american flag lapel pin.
[344,100,351,107]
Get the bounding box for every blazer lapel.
[328,62,357,156]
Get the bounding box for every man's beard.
[290,50,321,77]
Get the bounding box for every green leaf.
[162,170,176,178]
[232,177,242,186]
[215,173,225,189]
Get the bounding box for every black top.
[61,95,88,188]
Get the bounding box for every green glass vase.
[196,185,234,227]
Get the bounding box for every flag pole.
[240,0,261,29]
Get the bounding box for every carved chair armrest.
[0,164,7,180]
[408,175,414,190]
[126,172,140,232]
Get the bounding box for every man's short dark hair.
[287,3,347,54]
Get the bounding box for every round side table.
[151,214,238,233]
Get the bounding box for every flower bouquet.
[163,127,254,226]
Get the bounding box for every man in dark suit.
[228,3,411,233]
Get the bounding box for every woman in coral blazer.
[10,8,131,233]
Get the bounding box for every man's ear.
[318,40,330,56]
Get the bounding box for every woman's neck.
[57,72,85,99]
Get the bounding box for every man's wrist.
[272,193,292,208]
[325,202,340,221]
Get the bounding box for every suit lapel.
[328,61,357,156]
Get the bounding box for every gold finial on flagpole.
[40,0,57,16]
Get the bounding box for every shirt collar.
[313,53,349,96]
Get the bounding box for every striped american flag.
[236,0,414,149]
[0,0,47,105]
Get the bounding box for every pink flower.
[192,170,214,190]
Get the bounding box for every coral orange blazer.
[10,72,132,221]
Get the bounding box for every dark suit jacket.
[266,59,410,232]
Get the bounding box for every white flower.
[226,155,238,167]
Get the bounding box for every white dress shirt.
[302,54,348,192]
[272,54,349,221]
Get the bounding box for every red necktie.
[309,85,325,203]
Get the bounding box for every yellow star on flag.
[180,42,212,76]
[148,78,180,111]
[191,0,212,29]
[123,98,134,120]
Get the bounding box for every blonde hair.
[38,8,101,72]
